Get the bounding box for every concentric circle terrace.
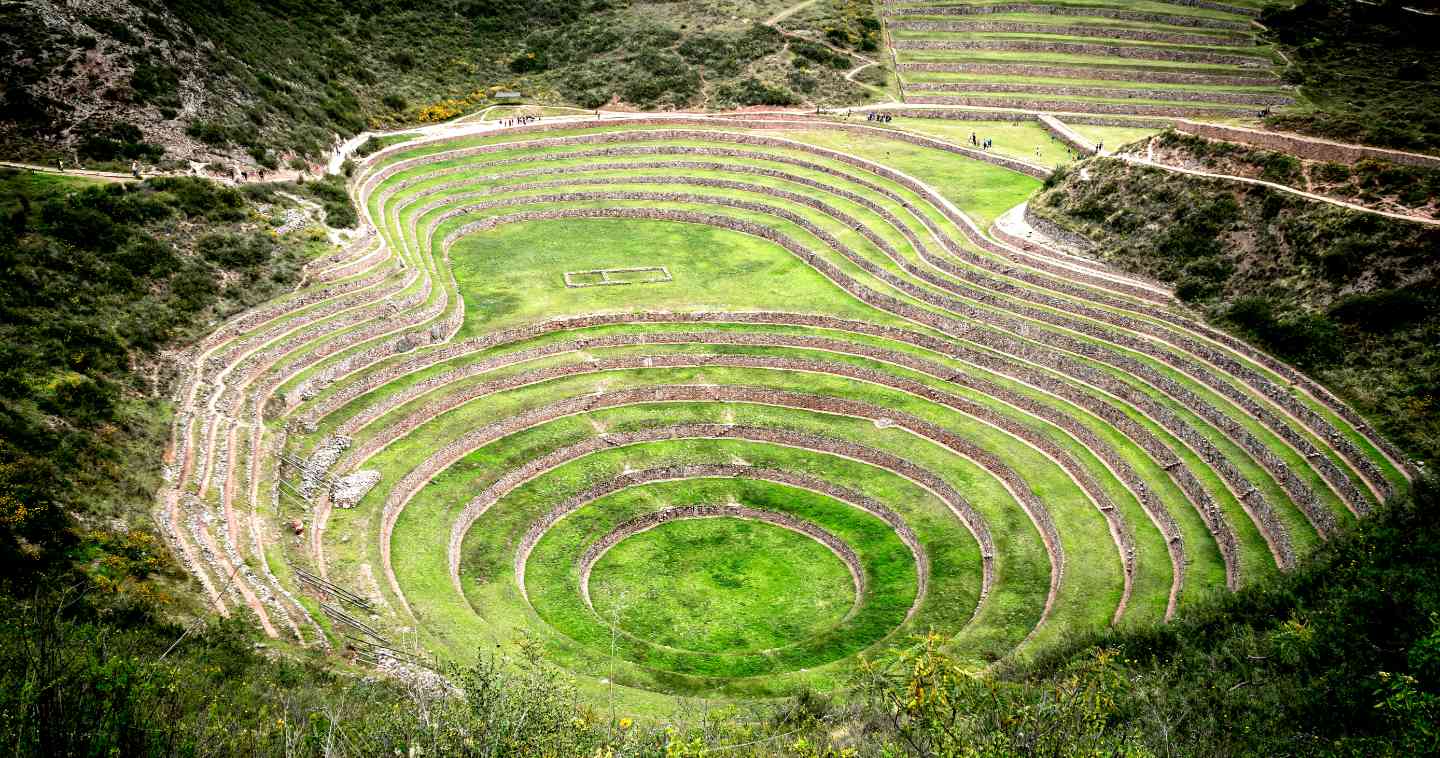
[154,114,1414,713]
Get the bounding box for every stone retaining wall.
[383,201,1284,576]
[888,20,1252,46]
[906,95,1258,118]
[436,206,1302,567]
[316,303,1238,593]
[360,143,1393,513]
[1022,204,1099,253]
[911,81,1293,106]
[414,162,1324,504]
[452,425,985,598]
[892,39,1271,66]
[373,381,1065,621]
[1160,0,1258,17]
[900,61,1275,86]
[358,323,1191,609]
[883,4,1251,31]
[1036,114,1096,154]
[427,186,1373,518]
[351,121,1405,538]
[1059,114,1178,128]
[341,344,1131,577]
[1177,121,1440,169]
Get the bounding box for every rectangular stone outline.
[563,266,672,288]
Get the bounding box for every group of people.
[502,114,539,127]
[969,132,994,151]
[867,112,894,123]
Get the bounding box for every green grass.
[290,121,1398,715]
[528,479,917,677]
[895,48,1270,71]
[874,118,1087,167]
[365,127,1376,507]
[371,126,1382,515]
[588,516,858,655]
[448,218,897,335]
[891,30,1275,58]
[905,90,1261,111]
[901,71,1284,93]
[884,0,1257,21]
[779,128,1042,226]
[891,12,1254,37]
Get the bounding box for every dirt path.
[1120,145,1440,227]
[766,0,820,26]
[0,160,134,182]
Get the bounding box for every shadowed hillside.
[0,0,877,170]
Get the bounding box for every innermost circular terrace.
[585,509,861,656]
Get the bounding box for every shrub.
[716,77,798,107]
[185,121,230,147]
[197,232,274,268]
[296,177,357,228]
[791,40,849,70]
[353,137,381,158]
[129,63,179,104]
[1328,288,1434,332]
[77,123,164,163]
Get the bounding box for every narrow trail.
[1118,142,1440,227]
[766,0,821,26]
[0,160,133,182]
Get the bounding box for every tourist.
[56,159,64,172]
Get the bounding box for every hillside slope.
[0,0,876,170]
[1262,0,1440,154]
[1030,156,1439,468]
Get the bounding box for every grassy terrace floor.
[160,117,1406,719]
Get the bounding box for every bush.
[185,121,230,147]
[129,62,180,105]
[296,176,357,228]
[716,77,798,107]
[197,232,274,268]
[790,40,849,70]
[353,137,380,158]
[78,123,164,163]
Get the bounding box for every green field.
[588,516,859,655]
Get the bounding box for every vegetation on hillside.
[1032,157,1439,467]
[1264,0,1440,154]
[0,169,321,586]
[1128,130,1440,220]
[0,0,871,170]
[5,465,1437,755]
